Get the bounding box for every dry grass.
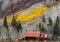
[0,40,60,42]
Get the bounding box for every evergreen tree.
[11,15,17,28]
[11,15,22,32]
[42,15,46,23]
[41,26,44,32]
[39,23,42,31]
[11,15,20,39]
[48,17,52,26]
[52,16,59,40]
[3,16,10,40]
[56,16,59,24]
[39,23,44,32]
[3,16,8,29]
[16,22,22,32]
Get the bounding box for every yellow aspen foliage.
[7,6,48,23]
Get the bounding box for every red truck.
[18,32,48,40]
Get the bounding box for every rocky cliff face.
[0,0,42,18]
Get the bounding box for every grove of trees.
[3,15,22,40]
[2,15,60,40]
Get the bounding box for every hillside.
[0,0,60,41]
